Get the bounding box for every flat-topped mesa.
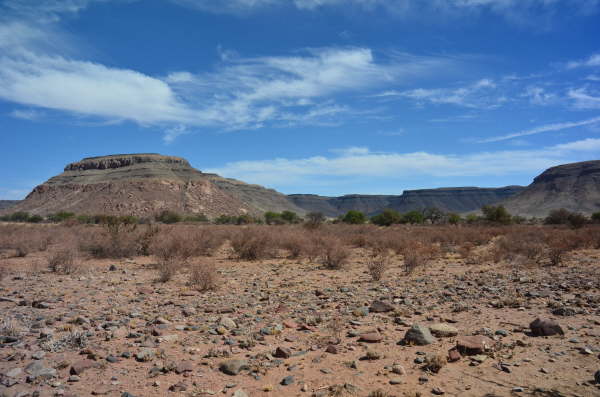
[6,153,304,217]
[64,154,191,171]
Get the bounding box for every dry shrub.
[492,228,545,265]
[193,227,226,256]
[402,241,436,274]
[320,237,350,270]
[367,251,390,281]
[545,233,577,266]
[79,223,139,259]
[151,229,198,282]
[423,353,447,373]
[230,227,274,261]
[48,248,79,274]
[189,263,219,291]
[277,228,310,259]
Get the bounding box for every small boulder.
[429,323,458,338]
[274,346,292,359]
[219,359,249,376]
[456,336,493,355]
[529,318,564,337]
[359,332,383,343]
[403,325,436,346]
[370,300,394,313]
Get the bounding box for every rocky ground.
[1,246,600,397]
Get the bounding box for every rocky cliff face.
[502,160,600,217]
[289,186,525,217]
[6,154,304,218]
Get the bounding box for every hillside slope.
[4,154,304,218]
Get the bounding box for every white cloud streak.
[206,138,600,189]
[566,53,600,69]
[377,79,505,109]
[0,21,458,134]
[478,116,600,143]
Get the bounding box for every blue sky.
[1,0,600,199]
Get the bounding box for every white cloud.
[566,53,600,69]
[385,79,503,109]
[523,86,558,105]
[10,109,45,120]
[172,0,600,22]
[0,21,457,136]
[567,87,600,109]
[478,116,600,143]
[206,137,600,188]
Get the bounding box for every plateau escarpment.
[289,186,525,217]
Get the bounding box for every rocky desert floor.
[1,235,600,397]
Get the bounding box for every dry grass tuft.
[48,247,79,274]
[189,263,220,292]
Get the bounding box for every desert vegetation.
[1,211,600,396]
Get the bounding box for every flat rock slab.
[456,336,494,355]
[430,323,459,337]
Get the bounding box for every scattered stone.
[370,300,394,313]
[274,346,292,359]
[135,348,155,362]
[70,359,98,375]
[359,332,382,343]
[281,376,294,386]
[529,318,564,337]
[220,360,249,376]
[403,325,436,346]
[456,336,493,355]
[429,323,458,338]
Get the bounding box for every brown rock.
[456,336,493,355]
[370,300,394,313]
[448,348,461,362]
[325,345,339,354]
[175,361,194,374]
[70,359,99,375]
[359,332,383,343]
[274,346,292,359]
[529,318,564,337]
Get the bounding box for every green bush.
[402,210,425,224]
[264,211,283,225]
[156,210,182,224]
[184,214,208,223]
[371,209,402,226]
[28,214,43,223]
[481,205,512,225]
[48,211,75,223]
[342,210,366,224]
[281,210,300,224]
[592,211,600,224]
[447,213,461,225]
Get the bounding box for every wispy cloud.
[478,116,600,143]
[172,0,600,23]
[0,20,458,136]
[379,79,505,109]
[567,87,600,109]
[566,53,600,69]
[10,108,45,120]
[206,137,600,190]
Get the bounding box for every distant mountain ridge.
[0,200,19,211]
[288,186,526,217]
[3,156,600,219]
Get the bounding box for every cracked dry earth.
[1,248,600,397]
